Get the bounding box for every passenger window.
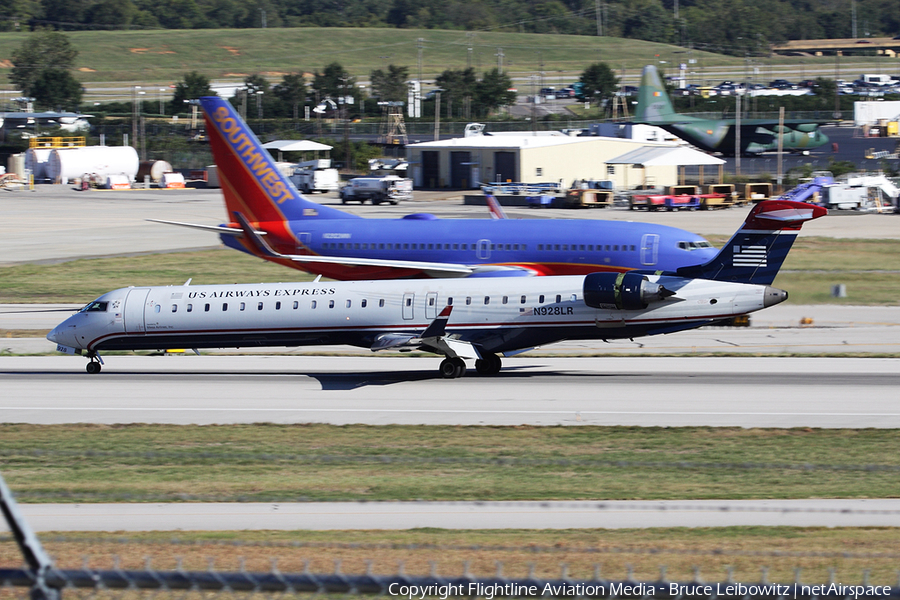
[484,296,490,305]
[293,301,298,309]
[257,302,263,310]
[630,245,636,251]
[466,297,472,305]
[448,297,453,306]
[311,301,317,309]
[346,299,351,308]
[361,299,367,308]
[205,303,210,312]
[329,300,335,308]
[405,298,412,307]
[171,304,177,313]
[556,294,561,303]
[379,299,385,307]
[570,294,577,302]
[155,305,160,313]
[502,296,508,304]
[539,295,545,303]
[614,245,619,251]
[428,297,435,306]
[275,301,281,310]
[461,243,467,250]
[240,302,246,311]
[520,295,526,304]
[538,244,543,250]
[223,303,228,311]
[187,304,193,313]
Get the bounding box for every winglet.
[232,211,284,259]
[742,199,828,231]
[485,193,509,220]
[420,305,453,338]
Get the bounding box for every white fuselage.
[48,275,782,356]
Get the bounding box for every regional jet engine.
[583,272,675,310]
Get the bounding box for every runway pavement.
[10,499,900,531]
[1,355,898,427]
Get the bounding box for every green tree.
[29,69,83,111]
[435,67,477,107]
[370,64,409,103]
[312,62,356,103]
[10,30,78,99]
[474,68,516,115]
[273,73,307,120]
[171,71,214,114]
[578,62,619,105]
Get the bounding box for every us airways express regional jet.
[50,199,825,378]
[150,96,718,280]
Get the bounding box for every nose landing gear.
[85,352,103,374]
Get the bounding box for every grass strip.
[2,528,899,585]
[2,424,899,503]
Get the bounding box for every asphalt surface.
[11,499,900,531]
[2,355,898,427]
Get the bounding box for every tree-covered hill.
[5,0,899,58]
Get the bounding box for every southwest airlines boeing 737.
[51,199,825,378]
[150,96,719,280]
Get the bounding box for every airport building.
[406,134,684,190]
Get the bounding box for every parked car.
[539,87,556,99]
[555,87,575,99]
[768,79,797,89]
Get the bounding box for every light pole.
[255,90,264,134]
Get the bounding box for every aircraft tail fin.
[676,200,827,285]
[485,193,509,219]
[635,65,681,124]
[199,96,356,224]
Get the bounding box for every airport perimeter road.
[1,356,898,427]
[10,499,900,531]
[2,187,898,266]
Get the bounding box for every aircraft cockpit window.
[80,301,109,313]
[678,242,689,250]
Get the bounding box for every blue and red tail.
[676,200,827,285]
[200,96,356,225]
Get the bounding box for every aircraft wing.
[151,214,542,278]
[146,218,254,236]
[371,306,481,359]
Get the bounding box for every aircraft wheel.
[451,357,466,378]
[439,358,458,379]
[476,353,502,375]
[86,361,101,374]
[390,200,398,205]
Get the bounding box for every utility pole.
[834,51,842,119]
[496,47,504,73]
[434,91,441,141]
[595,0,602,36]
[777,106,785,194]
[417,38,424,88]
[851,0,857,39]
[734,92,741,176]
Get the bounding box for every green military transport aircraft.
[634,65,829,156]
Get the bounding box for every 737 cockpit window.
[80,301,108,313]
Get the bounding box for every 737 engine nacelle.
[583,272,675,310]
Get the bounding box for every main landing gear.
[85,352,103,374]
[439,357,466,379]
[475,353,502,376]
[439,353,503,378]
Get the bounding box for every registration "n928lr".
[533,306,574,316]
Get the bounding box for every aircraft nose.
[763,286,788,307]
[46,327,59,343]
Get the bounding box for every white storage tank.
[137,160,173,183]
[47,146,140,184]
[25,148,52,181]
